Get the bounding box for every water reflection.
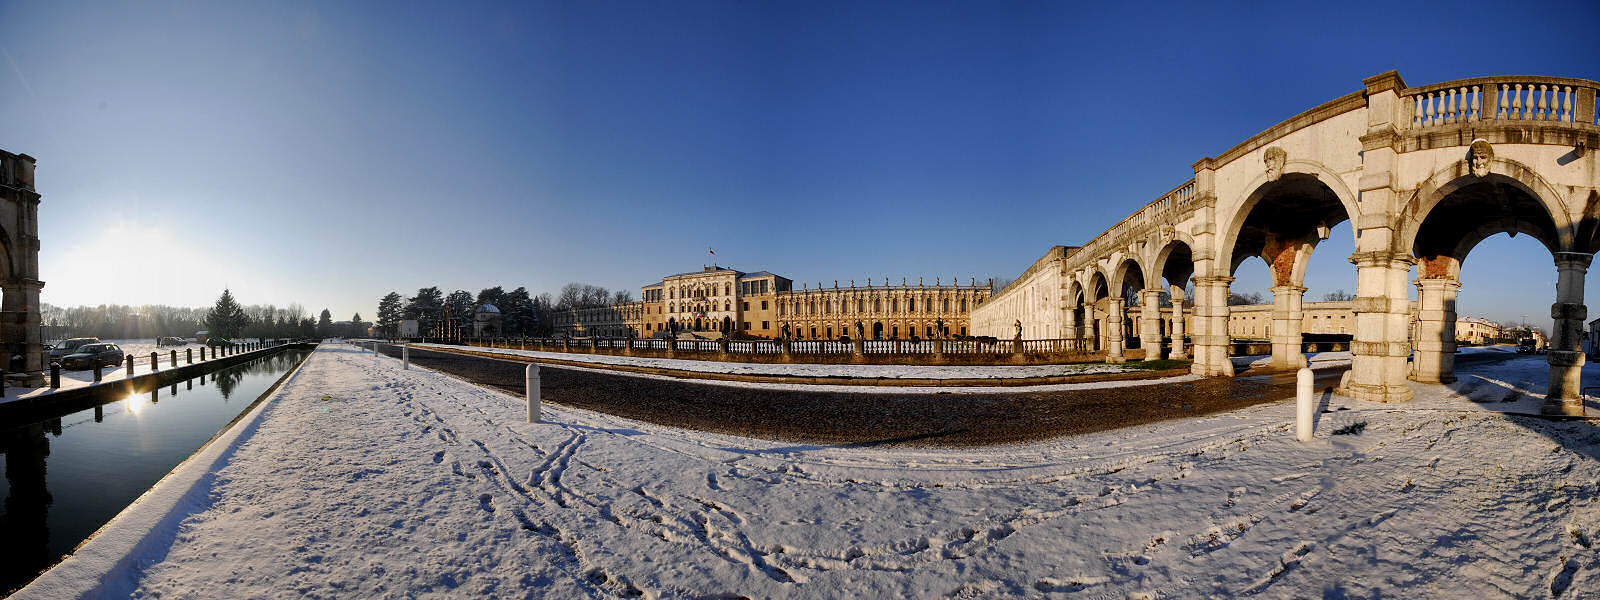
[0,348,311,593]
[1,421,53,588]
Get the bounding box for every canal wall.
[0,342,318,425]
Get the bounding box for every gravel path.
[376,345,1374,446]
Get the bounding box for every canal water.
[0,348,312,593]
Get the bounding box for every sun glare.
[124,393,149,415]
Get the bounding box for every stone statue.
[855,321,864,338]
[1263,146,1287,182]
[1014,319,1023,339]
[782,323,791,339]
[1469,139,1493,178]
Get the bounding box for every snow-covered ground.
[20,343,1600,598]
[415,343,1154,380]
[1230,350,1353,370]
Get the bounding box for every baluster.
[1424,92,1436,126]
[1447,88,1460,123]
[1497,84,1509,119]
[1458,86,1468,120]
[1512,84,1523,120]
[1471,85,1481,120]
[1537,84,1548,120]
[1412,94,1423,127]
[1562,85,1573,122]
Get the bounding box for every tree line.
[44,289,375,342]
[372,282,633,339]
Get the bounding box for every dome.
[476,304,500,314]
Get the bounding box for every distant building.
[1456,316,1502,346]
[473,304,502,337]
[400,320,419,338]
[552,266,992,340]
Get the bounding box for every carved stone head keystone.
[1469,139,1493,178]
[1263,146,1287,182]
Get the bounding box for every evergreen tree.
[349,312,366,338]
[317,308,334,339]
[404,287,444,336]
[476,286,506,310]
[376,292,403,338]
[445,290,474,336]
[503,287,534,336]
[205,289,250,339]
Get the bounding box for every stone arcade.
[0,149,44,385]
[972,72,1600,414]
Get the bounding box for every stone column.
[1411,277,1460,383]
[1343,253,1415,403]
[1139,289,1163,360]
[1545,252,1592,414]
[1063,305,1079,347]
[1,280,45,385]
[1105,298,1126,363]
[1168,288,1188,360]
[1189,276,1233,376]
[1269,285,1308,369]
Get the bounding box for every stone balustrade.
[1404,77,1598,128]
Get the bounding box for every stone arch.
[1398,157,1574,256]
[1108,257,1146,300]
[1152,238,1195,292]
[1086,269,1110,302]
[1216,160,1361,282]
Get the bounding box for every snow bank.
[27,344,1600,598]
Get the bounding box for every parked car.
[1517,339,1538,354]
[49,337,100,361]
[156,336,188,347]
[61,343,124,370]
[206,337,235,348]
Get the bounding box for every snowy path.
[28,345,1600,598]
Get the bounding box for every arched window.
[960,298,967,311]
[725,283,731,296]
[874,299,881,312]
[908,299,915,312]
[857,300,864,313]
[943,298,950,312]
[892,299,899,312]
[724,301,730,311]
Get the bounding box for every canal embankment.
[1,346,315,596]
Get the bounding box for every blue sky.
[2,1,1597,327]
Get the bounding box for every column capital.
[1269,285,1308,294]
[1192,276,1234,286]
[1554,252,1594,269]
[1415,277,1462,290]
[1349,251,1415,268]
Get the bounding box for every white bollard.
[526,363,541,423]
[402,344,409,370]
[1296,367,1314,442]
